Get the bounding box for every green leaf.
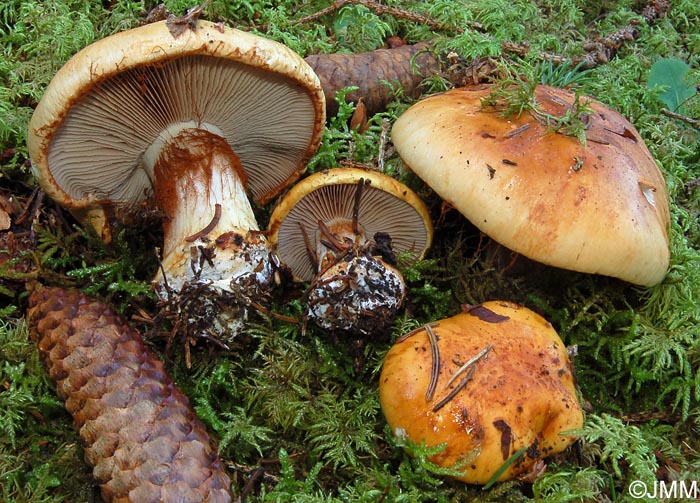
[482,446,527,490]
[647,58,696,113]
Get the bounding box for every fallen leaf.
[0,208,10,231]
[463,304,510,323]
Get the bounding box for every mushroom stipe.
[28,20,326,343]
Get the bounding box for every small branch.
[661,108,700,130]
[396,322,439,343]
[444,344,492,389]
[247,300,300,324]
[14,186,43,226]
[298,221,319,271]
[351,178,366,236]
[302,0,671,120]
[377,119,391,172]
[185,203,221,242]
[290,0,474,34]
[317,219,350,254]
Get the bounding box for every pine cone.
[26,286,233,503]
[305,42,439,117]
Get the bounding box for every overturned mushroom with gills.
[27,20,325,340]
[268,168,433,336]
[391,84,670,287]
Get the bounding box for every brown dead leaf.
[463,304,510,323]
[350,97,369,133]
[492,419,512,461]
[0,208,10,231]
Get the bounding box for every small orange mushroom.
[379,301,583,484]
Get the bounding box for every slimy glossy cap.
[392,84,670,286]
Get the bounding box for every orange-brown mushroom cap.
[28,19,325,241]
[379,301,583,484]
[268,167,433,281]
[391,84,670,286]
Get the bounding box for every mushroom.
[268,167,433,336]
[27,20,325,339]
[379,301,583,484]
[391,84,670,286]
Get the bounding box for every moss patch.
[1,0,699,501]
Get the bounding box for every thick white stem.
[307,218,405,335]
[147,128,278,340]
[160,148,258,260]
[307,255,406,336]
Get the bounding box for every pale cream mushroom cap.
[268,167,434,281]
[28,19,325,240]
[392,84,670,287]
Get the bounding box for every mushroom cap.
[28,19,325,238]
[379,301,583,484]
[391,84,670,286]
[268,167,433,281]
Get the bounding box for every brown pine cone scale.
[26,286,233,503]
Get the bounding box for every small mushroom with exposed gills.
[391,84,670,287]
[27,19,325,340]
[379,301,584,484]
[268,167,433,336]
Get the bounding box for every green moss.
[1,1,699,502]
[0,320,95,502]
